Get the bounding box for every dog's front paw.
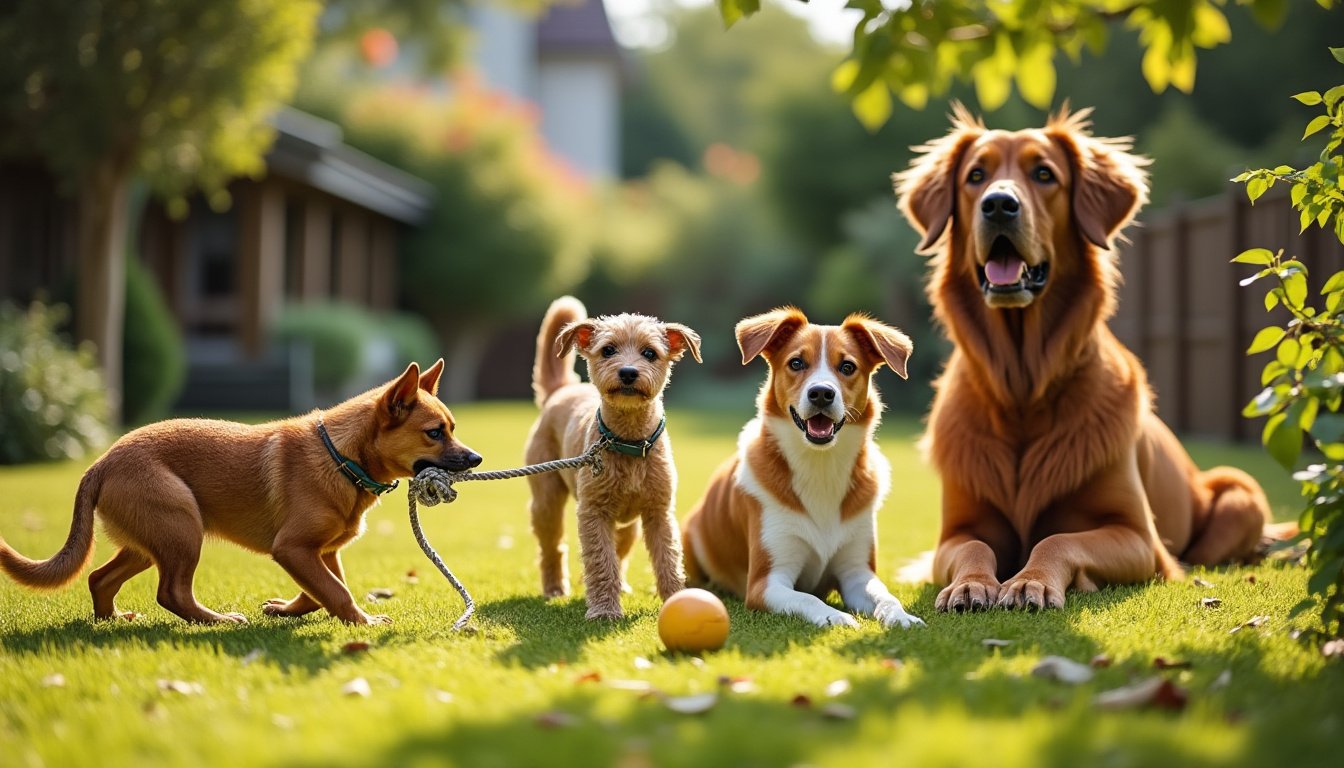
[341,611,394,626]
[262,598,306,617]
[816,611,860,629]
[996,573,1065,611]
[874,599,925,629]
[584,604,624,621]
[935,574,1001,612]
[542,582,570,600]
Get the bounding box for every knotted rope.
[406,439,608,631]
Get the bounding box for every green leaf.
[1326,85,1344,109]
[1331,47,1344,64]
[1266,290,1280,311]
[1293,91,1324,106]
[1247,326,1285,354]
[1307,556,1343,595]
[1248,176,1269,203]
[1285,271,1309,307]
[1232,247,1275,265]
[851,80,892,132]
[1321,271,1344,295]
[716,0,760,28]
[1244,386,1283,417]
[1264,412,1303,470]
[1015,37,1056,109]
[1278,337,1301,367]
[1304,115,1331,140]
[1311,413,1344,443]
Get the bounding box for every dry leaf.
[1323,639,1344,659]
[241,648,265,666]
[1153,657,1192,670]
[790,694,813,708]
[982,638,1012,648]
[880,658,905,671]
[633,656,654,670]
[1094,677,1188,711]
[825,679,852,697]
[1244,574,1257,585]
[432,689,455,704]
[575,670,602,684]
[688,656,706,668]
[1201,597,1222,608]
[341,641,372,655]
[717,675,756,693]
[405,568,420,585]
[1210,670,1232,691]
[1229,616,1269,634]
[142,700,167,721]
[1090,654,1113,668]
[606,679,655,692]
[661,693,718,715]
[157,679,204,696]
[365,588,395,603]
[1031,656,1094,685]
[820,703,857,720]
[1193,577,1214,588]
[535,711,578,728]
[41,673,66,688]
[342,677,371,698]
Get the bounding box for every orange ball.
[658,588,730,653]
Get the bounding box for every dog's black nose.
[807,384,836,406]
[446,451,483,471]
[618,367,639,385]
[980,190,1020,224]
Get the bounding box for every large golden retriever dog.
[896,105,1274,612]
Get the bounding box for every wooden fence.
[1110,184,1344,441]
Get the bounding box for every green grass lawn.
[1,401,1339,767]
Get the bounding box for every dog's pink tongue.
[806,415,835,439]
[985,256,1025,286]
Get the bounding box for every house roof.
[536,0,620,56]
[266,108,433,225]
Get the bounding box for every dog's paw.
[935,575,1001,613]
[995,574,1065,611]
[874,599,925,629]
[816,611,860,629]
[542,583,570,600]
[620,580,634,594]
[221,612,249,624]
[584,605,624,621]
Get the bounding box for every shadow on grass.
[485,594,648,668]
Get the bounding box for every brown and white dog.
[681,308,924,629]
[525,296,702,620]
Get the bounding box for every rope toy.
[406,439,609,631]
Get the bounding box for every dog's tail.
[0,464,102,590]
[533,295,586,408]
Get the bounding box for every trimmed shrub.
[271,302,372,393]
[121,258,186,424]
[0,301,110,464]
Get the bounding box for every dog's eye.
[838,361,857,376]
[601,345,617,358]
[642,348,658,362]
[967,168,985,184]
[788,357,806,371]
[425,428,443,440]
[1033,165,1055,183]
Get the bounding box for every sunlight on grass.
[1,402,1340,767]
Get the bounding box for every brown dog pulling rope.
[406,439,608,631]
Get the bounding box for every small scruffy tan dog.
[525,296,701,620]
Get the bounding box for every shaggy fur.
[525,296,701,620]
[682,308,923,629]
[895,105,1275,612]
[0,360,481,625]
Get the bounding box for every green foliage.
[377,312,441,371]
[271,303,371,393]
[120,257,185,425]
[720,0,1337,128]
[0,302,109,464]
[1236,52,1344,636]
[0,0,319,211]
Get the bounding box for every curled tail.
[0,465,102,589]
[533,296,586,407]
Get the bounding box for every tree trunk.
[75,158,131,425]
[439,324,489,404]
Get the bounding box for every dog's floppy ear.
[664,323,702,363]
[842,315,913,379]
[554,320,597,357]
[1047,107,1150,249]
[381,362,421,420]
[895,103,983,254]
[418,358,445,396]
[736,307,807,365]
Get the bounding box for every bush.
[121,258,186,424]
[378,312,440,369]
[0,301,109,464]
[271,302,372,393]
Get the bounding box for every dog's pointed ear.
[843,315,913,379]
[896,104,983,254]
[554,320,597,358]
[1047,109,1150,250]
[418,358,445,395]
[736,307,807,365]
[381,362,421,420]
[664,323,702,363]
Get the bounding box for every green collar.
[596,410,665,458]
[317,419,399,496]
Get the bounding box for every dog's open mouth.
[978,236,1049,300]
[790,406,844,445]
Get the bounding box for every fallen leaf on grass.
[824,679,851,697]
[606,679,655,693]
[1090,654,1113,668]
[790,694,813,708]
[342,677,371,698]
[41,673,66,688]
[1201,597,1222,608]
[365,588,395,603]
[1193,577,1214,588]
[241,648,265,666]
[660,693,718,715]
[717,675,756,693]
[1031,656,1094,685]
[405,569,420,585]
[1229,616,1269,634]
[1323,639,1344,659]
[820,703,857,720]
[981,638,1012,649]
[143,700,167,721]
[633,656,653,670]
[1210,670,1232,691]
[1094,677,1188,711]
[1244,574,1257,585]
[880,658,905,671]
[1153,657,1192,670]
[341,641,372,655]
[574,670,602,684]
[535,711,578,729]
[432,689,455,704]
[157,679,204,696]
